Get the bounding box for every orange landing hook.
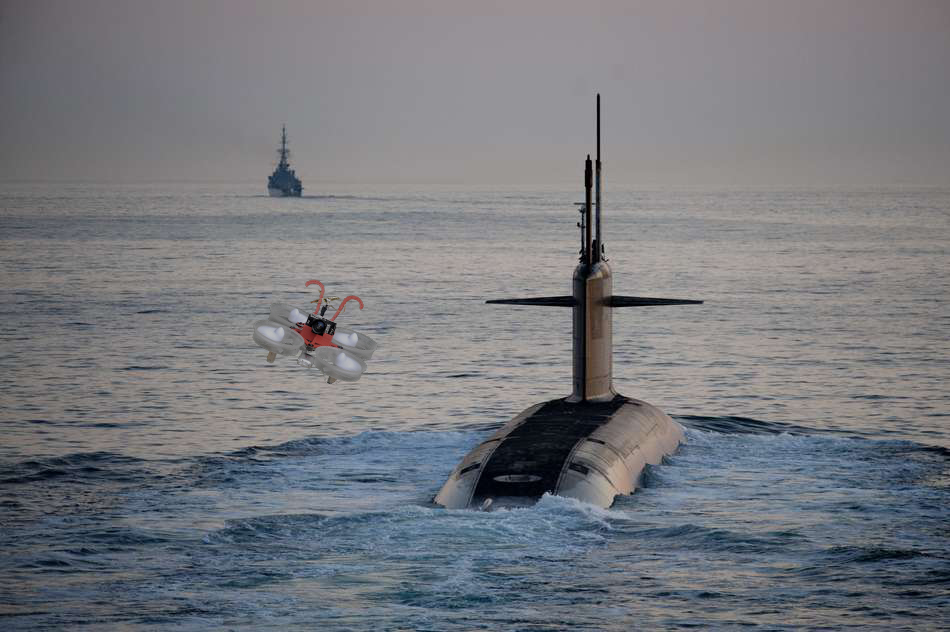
[330,295,363,321]
[305,280,325,313]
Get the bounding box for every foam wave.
[206,496,615,556]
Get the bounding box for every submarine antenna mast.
[584,155,593,265]
[594,94,603,261]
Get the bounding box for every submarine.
[435,95,702,510]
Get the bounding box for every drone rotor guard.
[313,346,366,382]
[331,324,378,360]
[252,319,306,357]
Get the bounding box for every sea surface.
[0,182,948,630]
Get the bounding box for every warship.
[435,95,702,510]
[267,125,303,197]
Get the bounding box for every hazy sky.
[1,0,948,185]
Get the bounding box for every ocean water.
[0,182,947,630]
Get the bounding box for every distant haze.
[1,0,948,186]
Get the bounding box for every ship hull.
[268,187,301,198]
[434,394,683,509]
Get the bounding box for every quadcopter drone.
[251,280,378,384]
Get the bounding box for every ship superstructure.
[267,125,303,197]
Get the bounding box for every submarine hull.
[434,395,683,509]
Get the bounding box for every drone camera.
[306,314,337,337]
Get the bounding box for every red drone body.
[292,279,364,350]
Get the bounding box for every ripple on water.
[1,184,949,629]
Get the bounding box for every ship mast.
[277,125,291,169]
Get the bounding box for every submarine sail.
[435,95,702,510]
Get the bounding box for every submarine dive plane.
[435,96,702,510]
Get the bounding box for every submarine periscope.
[435,95,702,510]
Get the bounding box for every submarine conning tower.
[572,141,613,403]
[434,95,702,510]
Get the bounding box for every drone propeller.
[268,303,310,328]
[257,324,285,343]
[288,308,309,324]
[332,331,359,346]
[335,351,362,372]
